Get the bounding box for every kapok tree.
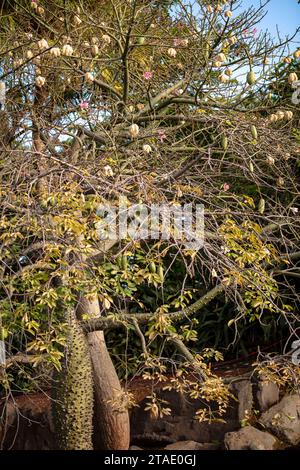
[0,0,299,450]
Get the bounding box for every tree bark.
[77,292,130,450]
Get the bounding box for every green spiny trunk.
[52,310,94,450]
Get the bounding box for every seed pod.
[276,111,285,120]
[0,326,6,340]
[277,177,284,187]
[158,266,164,282]
[149,262,156,273]
[137,36,145,45]
[284,110,293,120]
[266,155,275,165]
[219,73,229,83]
[269,114,278,123]
[213,61,222,68]
[102,34,111,45]
[167,48,177,58]
[50,47,61,57]
[251,125,258,140]
[221,135,228,151]
[216,53,226,63]
[143,144,152,154]
[247,71,256,86]
[258,198,265,214]
[37,38,49,51]
[35,75,46,87]
[91,45,99,57]
[129,123,139,138]
[62,44,73,56]
[288,72,298,84]
[249,162,254,173]
[26,50,34,59]
[121,255,128,270]
[85,72,94,83]
[228,35,237,45]
[73,15,82,26]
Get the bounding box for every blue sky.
[241,0,300,40]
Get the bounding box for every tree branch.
[82,284,224,332]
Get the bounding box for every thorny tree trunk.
[52,310,94,450]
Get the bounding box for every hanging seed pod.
[62,44,74,56]
[26,50,34,59]
[258,198,265,214]
[158,266,164,282]
[251,125,258,140]
[121,255,128,270]
[277,177,284,187]
[284,110,293,120]
[50,47,61,57]
[149,262,156,273]
[276,111,285,120]
[219,73,229,83]
[129,123,140,138]
[249,161,254,173]
[91,45,99,57]
[247,71,256,86]
[221,135,228,151]
[288,72,298,84]
[85,72,94,83]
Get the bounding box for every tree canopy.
[0,0,299,450]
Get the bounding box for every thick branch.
[82,284,224,332]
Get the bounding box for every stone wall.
[1,373,299,450]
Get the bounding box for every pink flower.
[143,71,153,80]
[79,101,89,110]
[252,28,258,36]
[243,29,249,36]
[223,183,230,191]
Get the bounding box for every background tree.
[0,0,299,450]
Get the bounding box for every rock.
[252,373,280,412]
[231,380,253,422]
[130,388,240,444]
[224,426,279,450]
[165,440,220,451]
[256,380,279,412]
[129,445,143,450]
[259,394,300,445]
